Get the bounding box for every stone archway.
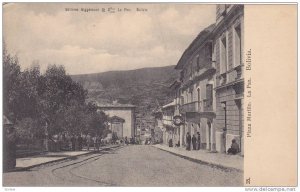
[110,116,125,138]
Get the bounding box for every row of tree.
[3,46,108,142]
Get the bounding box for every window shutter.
[206,84,213,100]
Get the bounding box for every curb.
[11,145,121,172]
[152,145,243,173]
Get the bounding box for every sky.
[3,3,216,75]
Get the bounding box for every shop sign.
[173,115,184,126]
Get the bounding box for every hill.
[71,65,179,122]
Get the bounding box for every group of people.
[185,132,201,151]
[123,136,139,145]
[51,133,106,151]
[85,134,103,151]
[185,132,240,155]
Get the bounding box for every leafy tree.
[3,44,22,121]
[3,46,109,142]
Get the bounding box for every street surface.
[3,145,243,186]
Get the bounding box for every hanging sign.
[173,115,184,126]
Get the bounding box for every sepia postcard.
[1,2,297,190]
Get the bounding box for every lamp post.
[221,102,227,153]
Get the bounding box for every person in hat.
[192,134,197,150]
[227,139,240,155]
[197,132,201,150]
[186,132,191,151]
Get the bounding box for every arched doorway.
[110,116,125,138]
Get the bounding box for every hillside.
[71,65,179,122]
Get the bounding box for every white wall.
[101,108,134,138]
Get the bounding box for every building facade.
[174,24,217,151]
[214,5,244,155]
[161,100,179,146]
[97,103,136,139]
[164,4,244,155]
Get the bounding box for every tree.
[38,65,88,136]
[3,44,22,121]
[3,46,109,143]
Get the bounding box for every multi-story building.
[214,5,244,155]
[160,4,244,155]
[161,100,180,146]
[174,24,217,151]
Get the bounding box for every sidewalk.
[152,144,243,172]
[14,145,119,171]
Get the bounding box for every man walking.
[186,132,191,151]
[197,132,201,150]
[192,134,197,150]
[86,133,92,151]
[92,136,97,150]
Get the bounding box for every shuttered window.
[206,84,213,100]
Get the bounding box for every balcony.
[203,99,213,112]
[235,93,244,100]
[179,101,202,113]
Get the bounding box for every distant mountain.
[71,65,179,121]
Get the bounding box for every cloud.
[3,3,216,74]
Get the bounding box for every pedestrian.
[125,136,128,145]
[96,135,101,151]
[92,136,97,150]
[78,135,83,151]
[186,132,191,151]
[71,135,76,151]
[227,139,240,155]
[192,134,197,150]
[86,133,92,151]
[197,132,201,150]
[101,137,104,146]
[75,135,79,151]
[168,138,173,147]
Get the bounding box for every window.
[220,36,228,74]
[180,71,184,81]
[205,42,213,60]
[190,61,193,77]
[191,89,193,102]
[181,96,184,105]
[196,55,200,71]
[186,92,189,103]
[206,84,213,101]
[234,24,242,67]
[217,5,226,19]
[197,88,201,111]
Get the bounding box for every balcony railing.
[203,99,213,112]
[179,101,202,113]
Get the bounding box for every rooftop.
[162,100,176,109]
[175,24,215,70]
[97,102,136,108]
